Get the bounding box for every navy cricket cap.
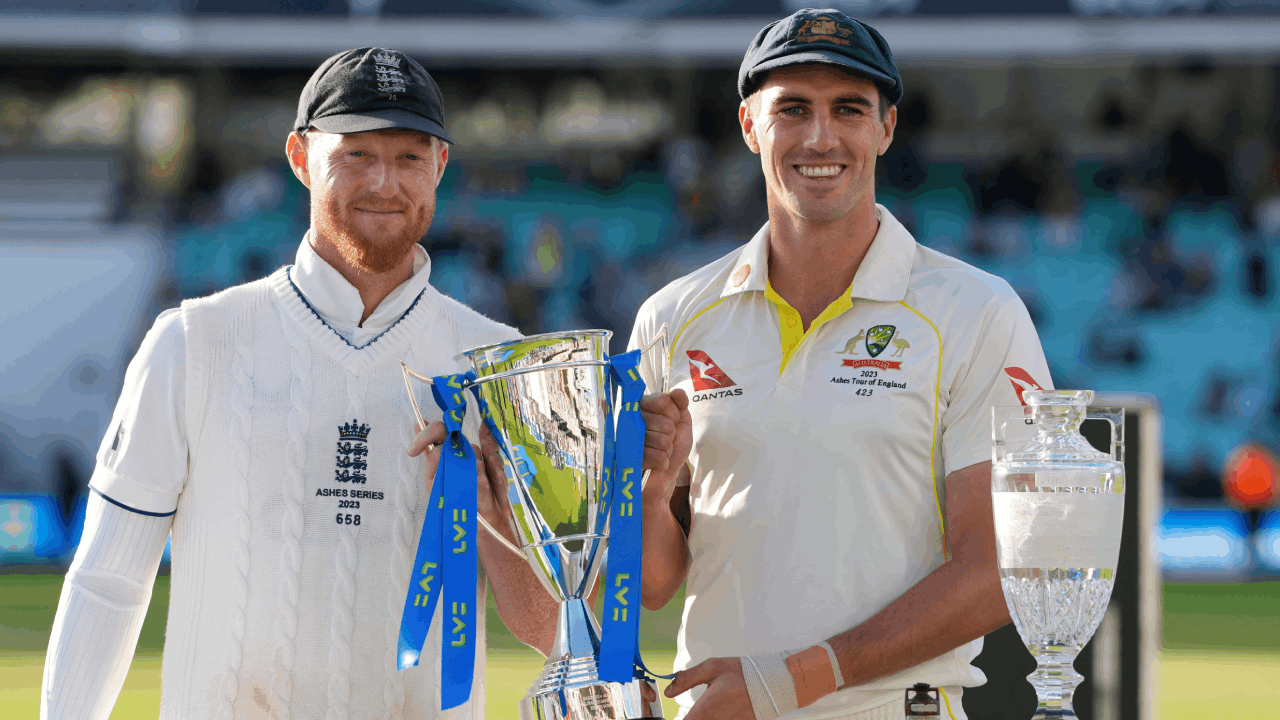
[295,47,454,143]
[738,9,902,106]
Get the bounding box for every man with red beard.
[38,48,642,720]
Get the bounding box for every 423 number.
[855,388,874,397]
[336,513,361,526]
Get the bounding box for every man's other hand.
[640,389,693,499]
[407,421,447,461]
[477,424,520,547]
[407,421,518,547]
[665,657,758,720]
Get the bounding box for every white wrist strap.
[743,656,781,717]
[818,640,846,686]
[741,650,799,720]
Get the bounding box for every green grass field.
[3,573,1278,719]
[0,571,686,719]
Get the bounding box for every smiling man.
[39,48,562,719]
[629,10,1054,720]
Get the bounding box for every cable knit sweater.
[43,245,520,720]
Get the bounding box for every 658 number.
[336,513,361,526]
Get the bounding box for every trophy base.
[519,654,664,720]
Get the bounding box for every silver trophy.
[991,390,1125,719]
[405,328,668,720]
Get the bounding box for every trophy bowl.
[465,330,663,720]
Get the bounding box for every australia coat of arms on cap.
[795,16,854,46]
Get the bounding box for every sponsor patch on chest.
[687,350,747,402]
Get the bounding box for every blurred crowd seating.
[161,139,1280,579]
[2,42,1279,575]
[168,154,1280,500]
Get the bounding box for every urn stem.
[1027,645,1084,719]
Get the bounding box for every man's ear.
[286,131,311,189]
[739,100,761,155]
[434,137,449,187]
[877,104,897,156]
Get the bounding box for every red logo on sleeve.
[1004,367,1044,406]
[687,351,736,390]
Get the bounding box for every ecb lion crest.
[335,419,370,484]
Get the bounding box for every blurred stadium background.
[1,1,1279,719]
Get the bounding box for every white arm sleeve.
[41,492,172,720]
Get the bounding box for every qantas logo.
[687,351,736,390]
[686,351,744,401]
[1004,367,1044,406]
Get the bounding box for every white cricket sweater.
[49,240,520,720]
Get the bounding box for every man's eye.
[782,106,804,116]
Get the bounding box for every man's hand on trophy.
[640,390,693,498]
[407,421,448,465]
[476,424,521,549]
[408,421,522,552]
[665,657,757,720]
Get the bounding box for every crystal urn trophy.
[991,390,1125,719]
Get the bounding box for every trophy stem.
[549,596,602,663]
[1026,644,1084,719]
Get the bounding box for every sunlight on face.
[302,129,447,273]
[742,66,896,226]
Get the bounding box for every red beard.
[315,191,434,273]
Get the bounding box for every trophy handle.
[400,362,526,558]
[636,324,671,494]
[1087,406,1125,466]
[400,361,431,435]
[475,515,524,556]
[991,404,1033,465]
[639,322,671,394]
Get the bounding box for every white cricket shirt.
[629,206,1053,720]
[85,237,517,720]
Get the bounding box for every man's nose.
[803,112,838,153]
[367,159,400,196]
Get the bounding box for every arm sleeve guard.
[41,492,172,720]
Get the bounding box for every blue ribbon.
[399,353,670,706]
[599,350,651,683]
[396,372,478,711]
